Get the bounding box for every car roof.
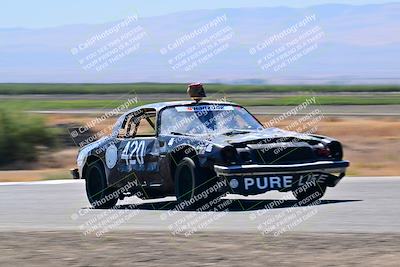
[121,100,238,117]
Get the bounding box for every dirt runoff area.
[0,115,399,182]
[1,231,399,266]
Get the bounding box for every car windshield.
[160,104,263,135]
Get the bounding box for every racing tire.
[293,182,326,204]
[175,157,225,210]
[85,161,118,209]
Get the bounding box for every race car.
[71,83,349,209]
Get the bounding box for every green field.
[1,83,399,109]
[1,83,400,94]
[1,95,399,110]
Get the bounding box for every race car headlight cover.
[221,146,239,164]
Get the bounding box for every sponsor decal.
[175,105,234,112]
[229,178,239,189]
[205,144,213,152]
[105,144,118,168]
[168,138,175,146]
[298,173,328,185]
[243,176,293,190]
[235,173,328,191]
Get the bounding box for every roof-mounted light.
[187,83,206,103]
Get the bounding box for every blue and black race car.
[72,84,349,209]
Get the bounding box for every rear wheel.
[85,161,118,209]
[293,182,326,203]
[175,157,224,210]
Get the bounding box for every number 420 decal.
[121,140,146,165]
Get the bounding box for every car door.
[114,109,163,187]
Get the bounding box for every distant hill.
[0,3,399,84]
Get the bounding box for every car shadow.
[113,198,362,212]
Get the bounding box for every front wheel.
[85,162,118,209]
[175,157,224,210]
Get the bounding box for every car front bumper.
[214,160,349,176]
[70,168,80,179]
[214,160,349,195]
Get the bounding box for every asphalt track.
[0,176,399,234]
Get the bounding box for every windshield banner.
[175,105,234,112]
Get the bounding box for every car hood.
[206,128,320,147]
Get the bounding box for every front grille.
[248,143,316,164]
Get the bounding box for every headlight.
[221,146,239,164]
[327,141,343,160]
[314,144,331,157]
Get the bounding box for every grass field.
[1,95,400,110]
[1,83,400,94]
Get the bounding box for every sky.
[1,0,399,28]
